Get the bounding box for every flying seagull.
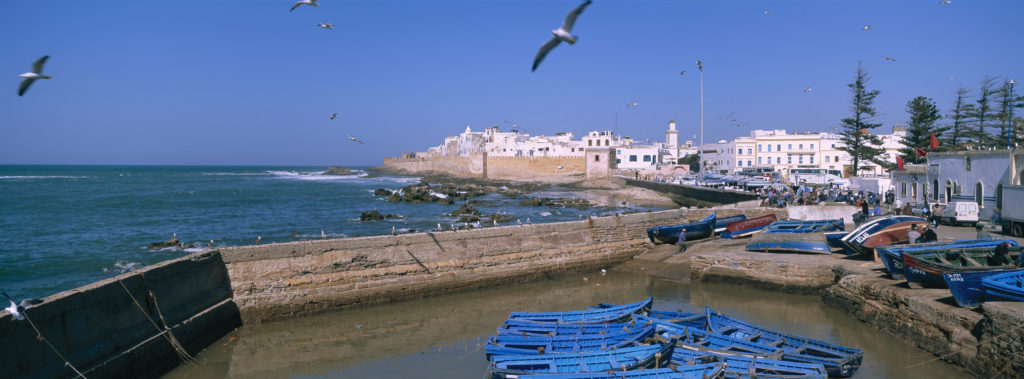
[17,56,51,96]
[3,292,41,321]
[862,25,873,31]
[803,87,813,93]
[679,70,686,76]
[290,0,318,12]
[626,100,638,107]
[883,56,896,62]
[763,10,771,15]
[330,113,338,120]
[346,134,364,144]
[719,112,735,121]
[532,0,592,72]
[939,0,951,4]
[317,23,334,30]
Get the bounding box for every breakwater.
[623,178,758,204]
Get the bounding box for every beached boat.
[838,215,927,256]
[721,214,778,239]
[517,364,727,379]
[824,232,848,251]
[878,239,1014,281]
[485,324,656,358]
[745,232,835,254]
[982,270,1024,302]
[636,315,785,359]
[642,309,864,377]
[902,245,1024,288]
[507,297,653,324]
[647,214,716,245]
[761,219,845,234]
[672,349,828,379]
[488,340,676,379]
[714,215,747,234]
[498,320,641,336]
[944,267,1024,307]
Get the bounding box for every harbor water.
[164,270,963,379]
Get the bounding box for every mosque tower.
[665,120,678,148]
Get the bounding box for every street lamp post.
[1010,79,1016,148]
[697,59,704,185]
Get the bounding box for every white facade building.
[616,145,660,170]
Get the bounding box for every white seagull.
[18,56,51,97]
[3,292,41,321]
[290,0,318,12]
[532,0,592,72]
[317,23,334,30]
[346,134,364,144]
[679,70,686,76]
[862,25,873,31]
[626,100,638,107]
[883,56,896,62]
[939,0,951,4]
[329,112,338,120]
[764,10,771,15]
[803,87,813,93]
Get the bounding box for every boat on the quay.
[713,215,747,234]
[761,219,845,234]
[982,270,1024,302]
[944,267,1024,308]
[647,214,716,245]
[745,232,836,254]
[672,349,828,379]
[721,214,778,239]
[485,324,655,357]
[488,340,677,379]
[838,215,927,256]
[878,239,1015,281]
[902,245,1023,288]
[513,365,727,379]
[498,319,641,336]
[507,297,652,323]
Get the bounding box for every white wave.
[200,172,268,176]
[0,175,90,180]
[293,232,348,239]
[183,247,206,253]
[267,170,371,181]
[429,191,449,199]
[539,211,552,217]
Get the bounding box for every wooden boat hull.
[983,270,1024,302]
[713,215,747,234]
[721,214,778,239]
[839,216,926,256]
[498,320,641,336]
[746,232,835,254]
[761,219,844,234]
[647,214,716,245]
[519,364,727,379]
[508,297,652,324]
[488,340,676,378]
[902,247,1023,288]
[879,239,1014,281]
[672,349,827,379]
[944,268,1024,307]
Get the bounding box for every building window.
[788,156,792,164]
[835,155,839,162]
[901,182,907,196]
[643,155,651,162]
[571,148,575,152]
[934,180,940,202]
[594,155,600,162]
[825,156,830,162]
[810,156,815,164]
[912,182,918,200]
[777,157,781,164]
[629,155,638,162]
[788,144,792,150]
[758,157,762,164]
[777,144,781,151]
[588,140,593,146]
[966,156,971,171]
[799,156,803,164]
[758,145,762,152]
[768,145,772,152]
[747,160,752,166]
[799,144,803,150]
[976,182,984,208]
[604,139,609,146]
[616,159,621,164]
[810,144,815,150]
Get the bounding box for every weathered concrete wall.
[0,251,240,379]
[624,179,758,204]
[220,210,688,323]
[381,156,483,178]
[785,204,860,225]
[485,156,586,180]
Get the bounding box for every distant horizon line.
[0,163,380,168]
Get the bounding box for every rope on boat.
[117,277,198,366]
[22,312,88,378]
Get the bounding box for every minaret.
[665,120,678,148]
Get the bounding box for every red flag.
[916,148,927,157]
[930,133,939,150]
[897,156,904,170]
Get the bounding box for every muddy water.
[165,271,964,379]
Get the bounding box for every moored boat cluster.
[485,298,863,378]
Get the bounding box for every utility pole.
[1010,79,1016,148]
[697,59,704,185]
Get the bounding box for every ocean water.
[0,165,665,300]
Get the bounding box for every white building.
[892,149,1016,221]
[616,145,660,170]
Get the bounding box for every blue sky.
[2,0,1021,165]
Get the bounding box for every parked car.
[938,201,979,226]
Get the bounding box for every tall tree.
[943,86,974,149]
[967,76,999,147]
[995,79,1024,147]
[837,63,889,175]
[898,96,943,163]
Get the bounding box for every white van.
[939,202,979,226]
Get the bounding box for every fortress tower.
[665,120,678,148]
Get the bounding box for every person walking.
[894,198,903,215]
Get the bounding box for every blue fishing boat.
[647,214,716,245]
[519,364,727,379]
[636,315,785,358]
[944,268,1024,308]
[878,239,1014,281]
[488,340,676,379]
[672,349,828,379]
[745,240,833,254]
[485,324,656,358]
[983,270,1024,302]
[714,215,747,234]
[838,215,926,256]
[508,297,653,324]
[721,214,779,239]
[761,219,844,234]
[902,245,1023,288]
[498,320,641,336]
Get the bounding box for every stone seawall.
[0,251,240,379]
[220,209,691,324]
[623,179,758,204]
[380,155,586,182]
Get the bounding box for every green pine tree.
[968,76,999,147]
[837,63,890,175]
[898,96,943,163]
[943,86,974,149]
[995,79,1024,147]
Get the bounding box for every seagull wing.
[561,0,592,32]
[290,1,304,12]
[32,56,49,74]
[18,77,37,96]
[532,37,562,72]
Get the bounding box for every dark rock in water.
[374,188,392,196]
[520,197,592,209]
[386,193,402,202]
[458,215,480,223]
[519,197,548,207]
[147,237,182,250]
[487,213,515,223]
[360,210,403,221]
[438,197,454,205]
[451,204,480,217]
[324,166,353,175]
